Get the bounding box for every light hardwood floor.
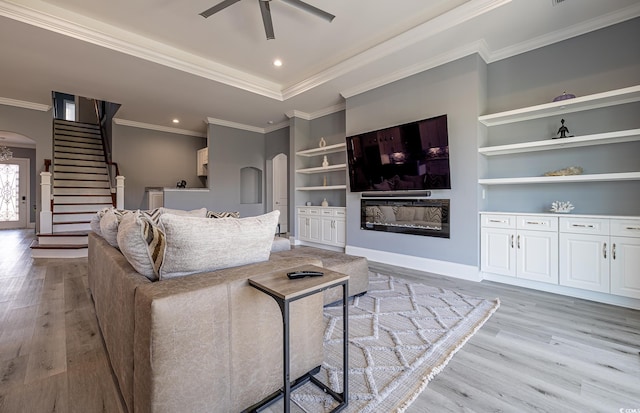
[1,229,638,413]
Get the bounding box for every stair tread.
[53,220,91,225]
[30,240,88,249]
[37,231,90,237]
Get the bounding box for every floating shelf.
[479,172,640,185]
[479,129,640,156]
[296,143,346,157]
[296,164,347,174]
[295,185,347,191]
[478,85,640,126]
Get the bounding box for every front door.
[0,158,28,229]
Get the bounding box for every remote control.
[287,270,324,279]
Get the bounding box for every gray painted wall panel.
[346,55,484,266]
[112,124,206,210]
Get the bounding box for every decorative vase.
[322,155,329,167]
[319,137,326,148]
[321,198,328,207]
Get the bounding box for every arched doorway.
[0,131,35,229]
[272,153,288,233]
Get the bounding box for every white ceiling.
[0,0,638,135]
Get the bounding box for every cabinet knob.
[603,242,607,259]
[612,243,616,260]
[625,226,640,231]
[511,234,514,249]
[517,235,521,249]
[572,224,595,228]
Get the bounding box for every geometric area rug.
[290,272,500,413]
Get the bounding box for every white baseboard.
[345,245,481,282]
[481,272,640,310]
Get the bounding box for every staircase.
[31,119,114,258]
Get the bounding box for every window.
[64,100,76,121]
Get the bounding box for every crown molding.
[341,40,491,99]
[113,118,206,137]
[206,117,265,134]
[285,103,346,121]
[281,0,511,100]
[488,2,640,63]
[0,96,51,111]
[0,0,283,101]
[264,121,290,134]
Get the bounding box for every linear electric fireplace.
[361,199,450,238]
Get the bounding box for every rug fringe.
[395,298,501,413]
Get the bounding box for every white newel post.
[40,171,52,234]
[116,176,125,209]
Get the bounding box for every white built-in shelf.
[296,185,347,191]
[296,143,346,157]
[478,85,640,126]
[479,172,640,185]
[296,164,347,174]
[479,129,640,156]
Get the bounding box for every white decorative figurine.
[322,155,329,167]
[550,201,574,213]
[319,137,326,148]
[321,198,329,207]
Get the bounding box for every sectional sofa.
[87,208,368,413]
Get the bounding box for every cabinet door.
[321,217,334,244]
[298,215,309,240]
[197,148,208,176]
[481,228,515,277]
[516,230,558,284]
[559,233,609,293]
[308,216,321,242]
[335,219,346,246]
[610,236,640,299]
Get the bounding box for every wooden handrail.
[108,161,120,177]
[44,159,51,172]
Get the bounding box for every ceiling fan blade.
[199,0,242,18]
[259,0,275,40]
[280,0,335,22]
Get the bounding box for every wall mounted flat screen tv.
[346,114,451,192]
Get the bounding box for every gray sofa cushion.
[159,211,279,280]
[117,211,165,280]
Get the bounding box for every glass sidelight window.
[0,163,20,222]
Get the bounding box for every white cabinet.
[197,147,208,177]
[483,213,640,304]
[610,220,640,299]
[319,208,346,247]
[481,214,558,284]
[559,217,640,298]
[147,189,164,210]
[298,207,345,248]
[559,217,610,293]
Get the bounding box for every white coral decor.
[550,201,574,213]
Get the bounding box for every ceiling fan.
[199,0,335,40]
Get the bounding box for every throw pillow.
[99,208,129,247]
[117,211,165,281]
[206,211,240,219]
[90,207,111,237]
[158,207,207,218]
[159,210,279,280]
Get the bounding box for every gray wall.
[208,124,266,217]
[112,124,206,210]
[5,146,37,223]
[484,18,640,216]
[0,105,53,230]
[345,54,485,267]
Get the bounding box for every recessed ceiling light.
[172,119,180,124]
[273,59,283,67]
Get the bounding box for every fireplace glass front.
[361,199,450,238]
